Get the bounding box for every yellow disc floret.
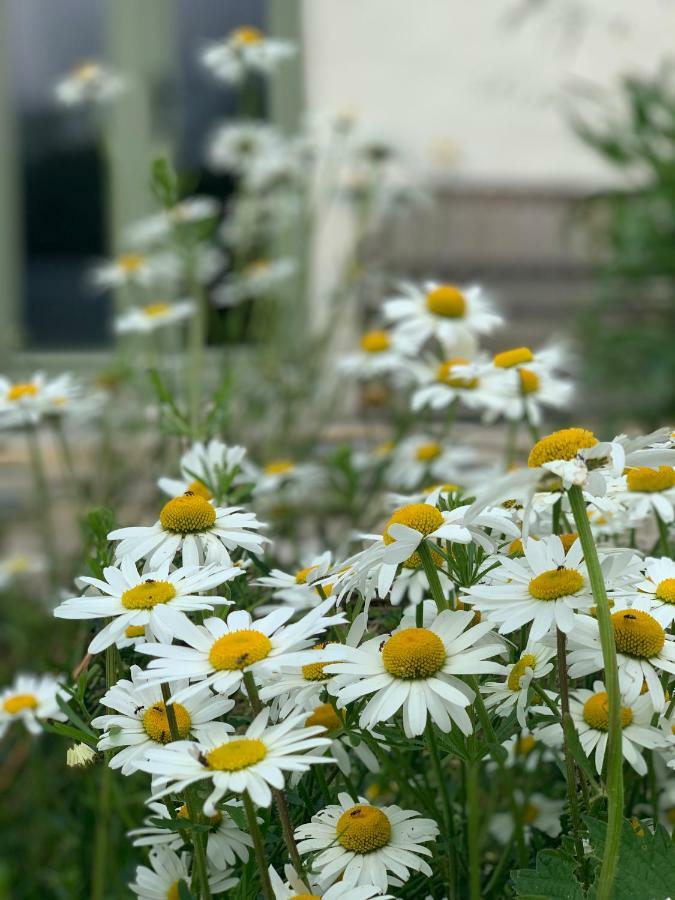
[186,479,213,501]
[360,330,391,353]
[436,359,479,389]
[206,738,267,771]
[527,428,598,468]
[121,579,177,610]
[415,441,442,462]
[337,804,392,853]
[381,627,446,679]
[3,693,38,715]
[167,882,181,900]
[655,578,675,605]
[302,643,334,682]
[230,25,264,45]
[264,460,294,476]
[382,503,444,568]
[117,252,144,273]
[208,630,272,671]
[124,625,146,638]
[7,383,39,402]
[143,302,171,317]
[426,284,466,319]
[626,466,675,493]
[493,347,534,369]
[142,701,191,743]
[582,691,633,731]
[612,610,665,658]
[159,492,216,534]
[528,568,584,601]
[521,803,539,825]
[305,704,342,731]
[295,565,317,584]
[507,654,537,691]
[519,369,540,395]
[517,735,536,756]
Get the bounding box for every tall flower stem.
[425,722,457,899]
[242,791,274,900]
[243,672,304,874]
[655,512,670,556]
[466,757,481,900]
[568,484,623,900]
[24,422,59,584]
[161,683,212,900]
[556,628,587,885]
[91,636,118,900]
[418,542,448,612]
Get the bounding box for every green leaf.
[585,816,675,900]
[55,695,97,738]
[151,157,179,208]
[223,803,247,831]
[40,720,97,746]
[148,817,211,834]
[512,849,586,899]
[177,880,194,900]
[562,712,601,792]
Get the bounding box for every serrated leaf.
[585,816,675,900]
[512,849,586,899]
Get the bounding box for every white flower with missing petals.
[129,847,236,899]
[482,643,556,728]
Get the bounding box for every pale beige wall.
[301,0,675,187]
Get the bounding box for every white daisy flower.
[384,280,502,354]
[299,703,381,777]
[387,435,472,490]
[91,665,234,775]
[158,440,250,502]
[252,459,323,497]
[137,599,345,703]
[483,365,573,427]
[255,551,334,613]
[129,847,236,900]
[54,61,126,106]
[327,609,504,737]
[463,535,607,641]
[0,372,48,424]
[338,329,411,380]
[295,793,438,892]
[213,257,297,307]
[269,864,392,900]
[567,601,675,710]
[142,709,332,812]
[622,467,675,525]
[0,553,45,589]
[490,792,564,844]
[207,121,286,175]
[201,27,295,83]
[108,492,268,568]
[492,728,558,772]
[54,558,240,653]
[537,681,665,775]
[411,354,499,415]
[482,643,556,728]
[124,197,220,247]
[129,799,253,869]
[89,252,168,290]
[0,673,67,738]
[114,300,195,335]
[634,556,675,626]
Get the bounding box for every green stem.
[656,512,670,556]
[91,636,118,900]
[466,759,481,900]
[161,684,212,900]
[243,672,304,874]
[425,722,457,898]
[418,541,447,612]
[242,791,274,900]
[568,484,623,900]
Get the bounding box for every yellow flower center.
[360,330,391,353]
[167,881,181,900]
[381,627,446,679]
[74,62,99,81]
[612,610,665,658]
[264,460,294,476]
[7,383,38,402]
[121,579,177,610]
[528,568,584,601]
[582,691,633,731]
[206,738,267,771]
[519,368,540,395]
[124,625,146,638]
[231,25,264,45]
[208,630,272,671]
[425,284,466,319]
[655,578,675,604]
[337,804,392,853]
[295,565,317,584]
[305,703,343,731]
[293,896,320,900]
[436,358,479,389]
[302,643,335,682]
[508,538,524,556]
[143,302,171,317]
[159,492,216,534]
[117,253,144,273]
[559,533,578,553]
[382,503,445,568]
[626,466,675,493]
[3,693,38,715]
[528,428,598,468]
[522,803,539,825]
[517,735,536,756]
[142,701,191,743]
[415,442,442,462]
[507,654,537,691]
[186,479,213,501]
[493,347,534,369]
